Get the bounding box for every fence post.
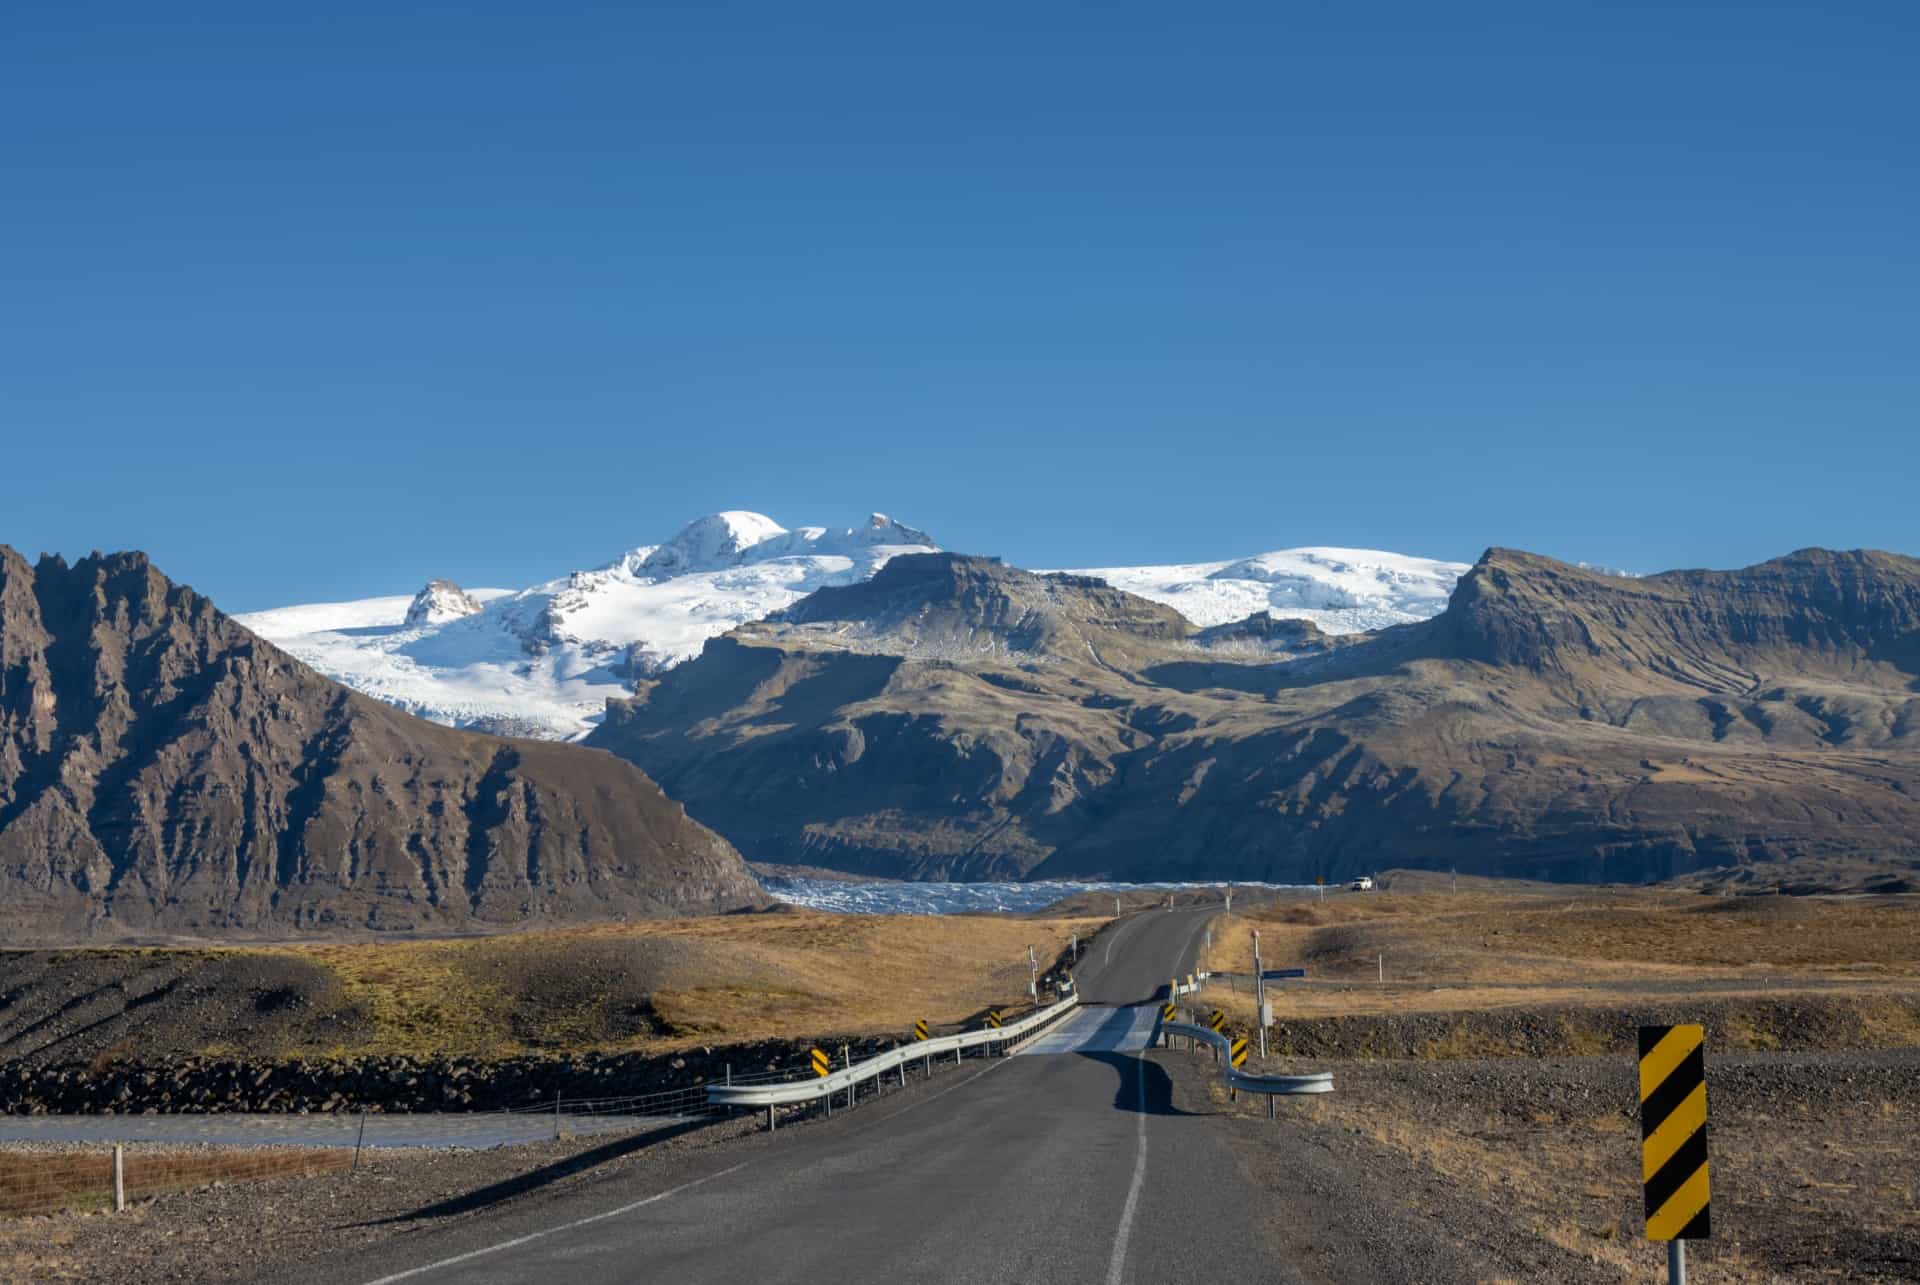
[113,1144,125,1213]
[351,1112,367,1174]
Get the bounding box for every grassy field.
[237,910,1099,1059]
[1186,884,1920,1057]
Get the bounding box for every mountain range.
[585,547,1920,886]
[0,546,765,942]
[237,511,1468,739]
[7,522,1917,933]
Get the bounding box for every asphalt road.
[270,908,1489,1284]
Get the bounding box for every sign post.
[1639,1024,1711,1284]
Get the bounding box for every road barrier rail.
[706,997,1081,1113]
[1159,1021,1334,1101]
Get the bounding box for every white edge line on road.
[358,1160,749,1285]
[1105,1053,1149,1285]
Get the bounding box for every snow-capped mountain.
[1054,547,1471,634]
[236,512,940,739]
[238,515,1468,741]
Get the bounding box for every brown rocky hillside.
[0,547,765,942]
[588,548,1920,884]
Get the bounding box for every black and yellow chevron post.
[1161,1002,1176,1021]
[1639,1024,1711,1261]
[985,1009,1002,1029]
[1230,1037,1249,1068]
[809,1047,831,1078]
[912,1019,929,1042]
[1208,1009,1226,1032]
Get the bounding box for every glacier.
[238,513,1468,741]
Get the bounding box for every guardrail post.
[768,1103,776,1132]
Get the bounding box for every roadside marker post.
[1253,930,1267,1060]
[810,1047,834,1119]
[844,1045,854,1110]
[1639,1024,1711,1284]
[913,1019,929,1042]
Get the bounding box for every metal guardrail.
[706,997,1081,1118]
[1160,1020,1334,1108]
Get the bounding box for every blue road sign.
[1261,968,1307,980]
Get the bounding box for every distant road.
[271,907,1491,1284]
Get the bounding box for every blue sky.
[5,2,1916,611]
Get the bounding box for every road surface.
[264,906,1499,1284]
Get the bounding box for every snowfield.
[1056,546,1470,634]
[238,513,1468,740]
[236,512,939,739]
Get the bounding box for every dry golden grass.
[0,1148,352,1217]
[267,911,1100,1058]
[1201,888,1920,986]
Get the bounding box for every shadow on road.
[353,1116,716,1226]
[1075,1051,1196,1117]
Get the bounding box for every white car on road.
[1349,875,1375,891]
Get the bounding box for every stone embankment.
[0,1031,934,1117]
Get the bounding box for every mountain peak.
[638,511,791,577]
[404,579,485,627]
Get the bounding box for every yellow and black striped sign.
[984,1009,1002,1029]
[1639,1024,1711,1242]
[1161,1002,1176,1021]
[912,1019,929,1042]
[1208,1009,1226,1032]
[1229,1037,1249,1068]
[809,1047,832,1078]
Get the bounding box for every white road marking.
[358,1161,748,1284]
[1104,1054,1150,1285]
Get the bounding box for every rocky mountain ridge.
[0,547,765,942]
[588,547,1920,885]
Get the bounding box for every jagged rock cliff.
[589,549,1920,884]
[0,547,765,941]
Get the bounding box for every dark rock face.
[0,548,765,941]
[589,549,1920,886]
